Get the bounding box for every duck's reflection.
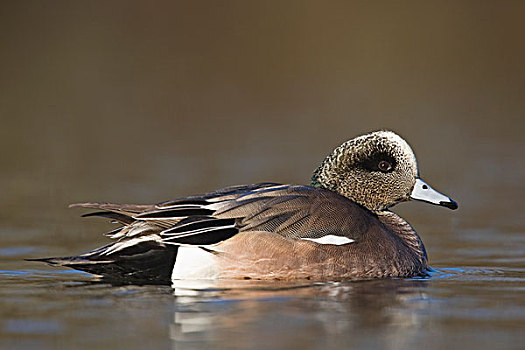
[169,278,431,347]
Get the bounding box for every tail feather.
[28,241,178,285]
[69,202,156,214]
[81,211,135,225]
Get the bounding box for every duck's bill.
[410,178,458,210]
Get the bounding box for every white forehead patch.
[301,235,355,245]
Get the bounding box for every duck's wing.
[65,182,369,246]
[157,183,372,245]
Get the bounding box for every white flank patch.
[172,246,219,280]
[301,235,355,245]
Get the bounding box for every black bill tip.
[439,199,458,210]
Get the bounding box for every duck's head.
[311,130,458,212]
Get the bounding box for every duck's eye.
[378,160,392,172]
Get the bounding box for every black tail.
[28,241,178,285]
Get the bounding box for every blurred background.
[0,2,524,349]
[1,1,523,254]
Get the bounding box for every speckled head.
[311,130,457,212]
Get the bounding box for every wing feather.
[70,183,370,249]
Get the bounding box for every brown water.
[1,2,524,349]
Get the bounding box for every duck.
[32,130,457,284]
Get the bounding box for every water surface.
[1,263,523,350]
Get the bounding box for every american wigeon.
[32,130,457,284]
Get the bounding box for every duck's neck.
[376,211,428,265]
[311,160,379,212]
[310,146,345,192]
